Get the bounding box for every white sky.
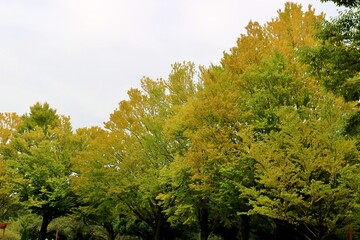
[0,0,342,129]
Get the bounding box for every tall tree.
[245,96,360,240]
[71,126,124,240]
[161,62,256,240]
[161,4,325,240]
[4,102,77,240]
[105,78,176,240]
[71,62,200,240]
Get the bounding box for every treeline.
[1,2,360,240]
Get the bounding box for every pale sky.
[0,0,342,129]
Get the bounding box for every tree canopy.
[1,2,360,240]
[3,103,78,240]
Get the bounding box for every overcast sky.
[0,0,342,129]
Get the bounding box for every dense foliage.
[0,1,359,240]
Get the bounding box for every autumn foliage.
[1,2,359,240]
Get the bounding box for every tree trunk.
[154,211,163,240]
[199,206,209,240]
[239,215,250,240]
[348,222,352,240]
[39,213,51,240]
[104,222,117,240]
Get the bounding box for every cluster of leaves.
[0,1,359,240]
[320,0,360,7]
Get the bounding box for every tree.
[161,63,254,240]
[4,102,77,240]
[71,126,124,240]
[105,78,176,240]
[160,4,325,240]
[71,62,200,240]
[245,96,360,240]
